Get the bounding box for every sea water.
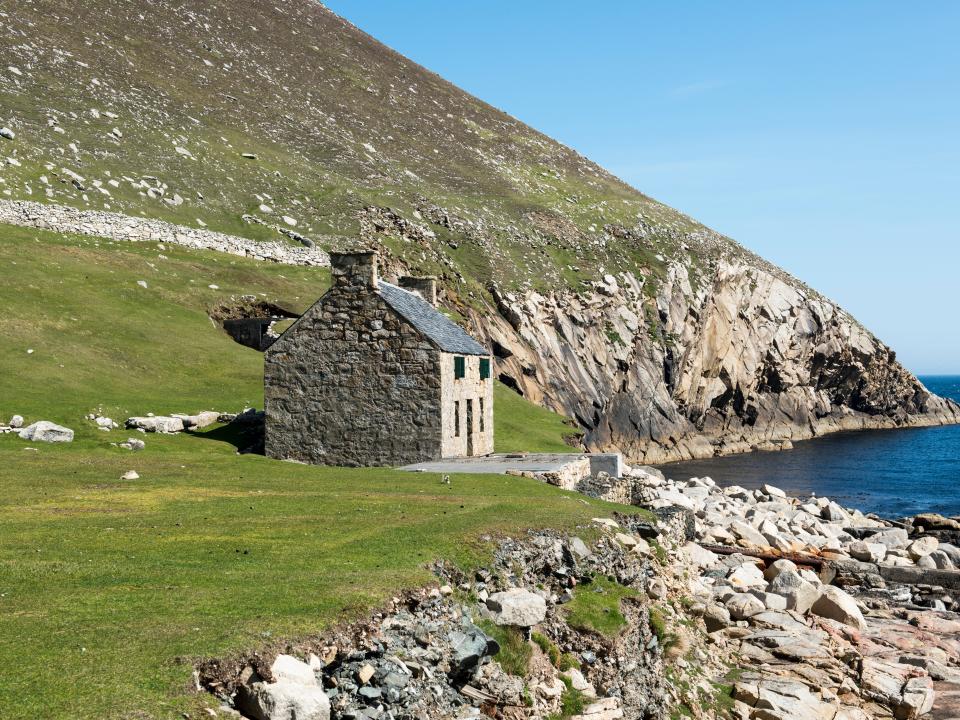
[654,376,960,518]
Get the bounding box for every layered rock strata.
[481,262,960,463]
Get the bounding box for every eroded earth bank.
[199,467,960,720]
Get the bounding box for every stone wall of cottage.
[264,256,442,466]
[439,352,494,458]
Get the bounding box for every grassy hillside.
[0,223,620,719]
[0,222,573,451]
[0,0,744,304]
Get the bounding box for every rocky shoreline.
[195,468,960,720]
[638,467,960,719]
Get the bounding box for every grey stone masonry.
[0,199,329,266]
[265,251,494,467]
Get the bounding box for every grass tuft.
[478,620,532,676]
[564,575,639,638]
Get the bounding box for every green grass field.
[0,224,631,719]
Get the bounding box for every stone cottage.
[264,251,494,466]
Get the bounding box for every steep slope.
[2,0,956,461]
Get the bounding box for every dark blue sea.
[654,376,960,519]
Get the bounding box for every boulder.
[18,421,74,443]
[703,603,731,632]
[9,414,24,428]
[848,541,887,563]
[238,680,330,720]
[682,542,719,569]
[726,592,765,620]
[928,549,954,570]
[913,513,960,532]
[449,625,494,676]
[749,590,788,611]
[871,528,909,549]
[560,667,595,698]
[271,655,317,686]
[120,438,146,451]
[730,520,768,548]
[821,501,849,522]
[810,586,866,631]
[728,562,767,589]
[897,675,935,719]
[486,589,547,627]
[763,558,798,582]
[907,536,939,560]
[762,483,787,498]
[568,536,592,559]
[126,416,184,433]
[768,569,821,613]
[176,410,221,429]
[938,543,960,566]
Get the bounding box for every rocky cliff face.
[471,255,960,463]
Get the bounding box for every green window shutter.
[479,357,490,380]
[454,356,465,379]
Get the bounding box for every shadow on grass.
[186,423,264,454]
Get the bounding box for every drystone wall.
[265,258,443,466]
[0,199,329,266]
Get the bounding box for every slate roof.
[377,281,488,356]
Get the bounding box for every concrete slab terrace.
[400,453,623,479]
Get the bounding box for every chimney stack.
[330,251,378,290]
[399,276,438,306]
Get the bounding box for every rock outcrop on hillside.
[3,0,956,463]
[477,259,960,463]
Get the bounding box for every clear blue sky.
[325,2,959,375]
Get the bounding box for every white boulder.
[18,421,74,443]
[240,680,329,720]
[126,416,184,433]
[725,592,765,620]
[271,655,317,686]
[907,536,939,560]
[486,588,547,627]
[810,586,867,631]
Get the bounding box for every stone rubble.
[0,200,329,267]
[125,410,233,434]
[200,515,712,720]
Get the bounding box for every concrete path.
[400,453,587,475]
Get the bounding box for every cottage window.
[479,357,490,380]
[454,401,460,437]
[454,356,466,379]
[479,398,485,432]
